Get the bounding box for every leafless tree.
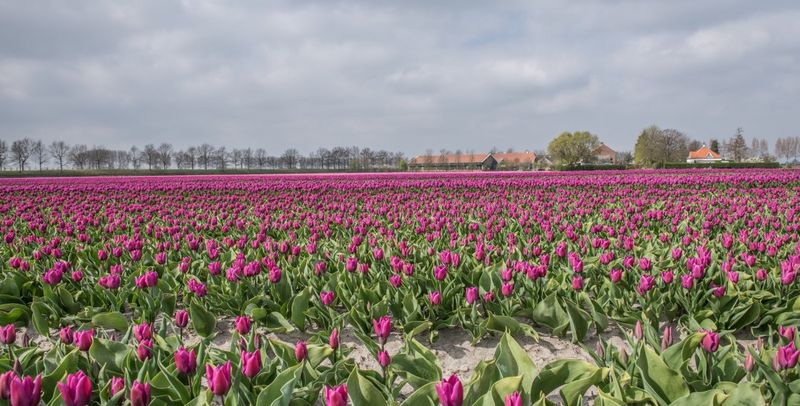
[157,143,173,169]
[198,144,214,170]
[186,146,197,170]
[0,140,6,170]
[69,144,88,169]
[49,141,69,171]
[281,148,299,169]
[130,146,142,169]
[31,140,47,170]
[11,138,32,171]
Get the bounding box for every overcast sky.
[1,0,798,156]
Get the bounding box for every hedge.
[655,162,781,169]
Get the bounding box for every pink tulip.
[324,384,348,406]
[700,330,719,353]
[329,328,339,350]
[661,326,673,351]
[133,322,152,342]
[295,341,308,362]
[235,316,252,335]
[0,370,14,400]
[174,310,189,328]
[174,347,198,374]
[320,291,335,306]
[205,361,232,396]
[465,287,478,304]
[504,392,522,406]
[779,326,795,341]
[9,374,42,406]
[501,282,513,297]
[0,325,15,345]
[137,339,153,361]
[240,351,262,378]
[57,370,92,406]
[389,274,402,287]
[372,316,392,345]
[110,377,124,397]
[775,342,800,370]
[634,321,643,340]
[429,291,441,305]
[378,350,391,369]
[609,269,622,283]
[130,381,151,406]
[572,275,583,291]
[435,375,463,406]
[74,329,93,352]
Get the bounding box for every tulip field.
[2,169,800,405]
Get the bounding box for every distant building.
[686,146,722,163]
[408,151,537,171]
[592,143,618,164]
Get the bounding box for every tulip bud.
[324,384,348,406]
[57,370,92,406]
[174,347,198,375]
[329,328,339,350]
[504,391,522,406]
[133,322,152,342]
[619,348,628,365]
[0,325,16,345]
[295,341,308,362]
[372,316,392,346]
[594,341,605,358]
[110,377,125,397]
[9,374,42,406]
[174,310,189,329]
[435,375,463,406]
[700,330,720,353]
[130,381,151,406]
[235,316,252,335]
[240,351,262,378]
[205,361,232,396]
[661,326,673,351]
[0,371,14,400]
[378,350,391,369]
[634,321,643,340]
[465,287,478,305]
[74,329,93,352]
[744,352,754,373]
[136,339,153,361]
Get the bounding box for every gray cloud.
[0,0,798,155]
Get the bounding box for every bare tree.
[31,140,47,170]
[198,144,214,170]
[0,140,6,170]
[143,144,158,170]
[130,146,142,169]
[157,143,173,169]
[281,148,299,169]
[186,146,197,170]
[68,144,89,169]
[49,141,69,171]
[255,148,267,168]
[11,138,32,171]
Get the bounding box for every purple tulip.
[110,377,124,397]
[295,340,308,362]
[435,375,463,406]
[329,328,339,350]
[130,381,151,406]
[504,392,522,406]
[57,370,92,406]
[372,316,392,345]
[609,269,622,283]
[0,325,15,345]
[133,322,152,342]
[429,291,442,305]
[378,350,391,369]
[174,310,189,328]
[571,275,583,291]
[324,384,348,406]
[0,370,14,400]
[206,361,232,396]
[235,316,252,335]
[137,339,153,361]
[174,347,198,374]
[775,343,800,370]
[74,329,93,352]
[240,351,262,378]
[9,374,42,406]
[465,287,478,304]
[700,330,719,353]
[320,291,335,306]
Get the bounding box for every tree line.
[0,139,406,172]
[546,127,797,166]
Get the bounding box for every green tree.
[634,125,689,166]
[709,139,720,153]
[547,131,599,165]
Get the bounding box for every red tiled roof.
[493,152,537,164]
[410,153,491,165]
[688,147,721,159]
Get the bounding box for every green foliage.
[547,131,600,165]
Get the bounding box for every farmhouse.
[592,143,618,164]
[686,145,722,163]
[408,151,537,171]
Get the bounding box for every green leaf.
[530,360,601,404]
[31,301,51,336]
[91,311,129,332]
[635,346,689,406]
[88,337,129,373]
[721,382,765,405]
[290,288,311,330]
[346,368,387,406]
[471,375,523,406]
[189,300,216,338]
[400,381,439,406]
[494,333,537,391]
[482,314,539,342]
[255,364,302,406]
